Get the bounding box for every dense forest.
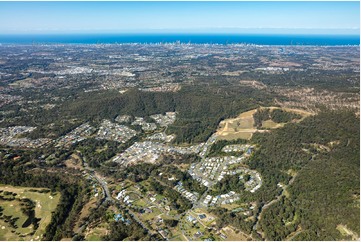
[208,174,245,195]
[238,69,359,91]
[253,108,302,128]
[69,138,139,168]
[253,110,358,240]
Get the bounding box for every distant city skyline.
[0,1,359,35]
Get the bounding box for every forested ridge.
[1,86,273,144]
[251,110,359,240]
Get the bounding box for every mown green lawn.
[0,185,60,241]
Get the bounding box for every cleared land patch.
[239,80,267,90]
[84,222,109,241]
[216,107,313,140]
[216,109,258,140]
[0,185,60,241]
[336,224,359,240]
[221,226,251,241]
[64,153,83,170]
[262,119,284,129]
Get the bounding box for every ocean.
[0,33,359,45]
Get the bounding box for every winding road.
[77,158,154,238]
[253,173,298,239]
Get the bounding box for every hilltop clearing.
[216,107,313,140]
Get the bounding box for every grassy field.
[217,132,254,140]
[133,198,147,207]
[219,203,245,210]
[85,222,109,241]
[262,119,284,129]
[0,185,60,241]
[169,234,184,241]
[139,206,162,221]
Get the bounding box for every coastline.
[0,33,359,46]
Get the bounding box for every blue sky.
[0,1,359,34]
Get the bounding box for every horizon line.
[1,32,359,36]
